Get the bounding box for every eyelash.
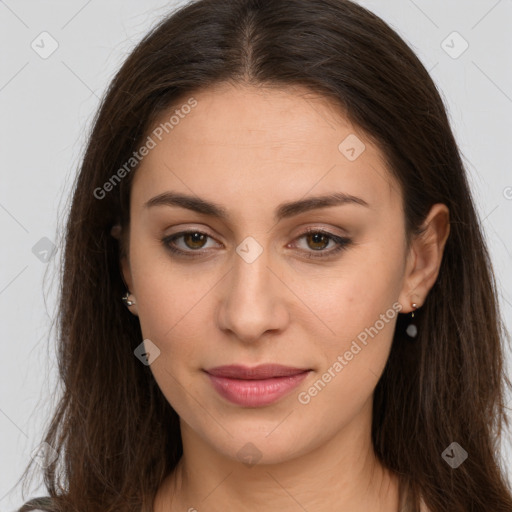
[162,228,352,260]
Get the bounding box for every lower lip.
[206,371,311,407]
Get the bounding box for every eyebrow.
[144,191,369,221]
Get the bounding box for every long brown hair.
[17,0,512,510]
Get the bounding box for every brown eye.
[291,229,352,259]
[163,229,351,260]
[182,232,208,249]
[305,232,330,251]
[163,230,219,256]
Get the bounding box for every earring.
[406,302,418,338]
[122,292,136,307]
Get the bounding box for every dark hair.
[16,0,512,511]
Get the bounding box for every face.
[120,82,417,465]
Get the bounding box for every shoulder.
[16,497,56,512]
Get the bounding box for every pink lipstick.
[204,364,311,407]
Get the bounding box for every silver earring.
[122,292,136,307]
[406,303,418,338]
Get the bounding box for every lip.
[204,364,311,407]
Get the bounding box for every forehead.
[132,83,399,213]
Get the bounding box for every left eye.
[294,231,340,251]
[289,230,352,258]
[162,229,351,258]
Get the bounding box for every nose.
[216,243,290,344]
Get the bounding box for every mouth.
[203,364,312,407]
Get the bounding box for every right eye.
[162,230,221,257]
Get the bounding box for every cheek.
[127,237,203,353]
[295,245,403,343]
[130,256,212,414]
[134,267,211,358]
[296,240,404,403]
[295,275,402,421]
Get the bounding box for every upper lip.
[204,364,311,380]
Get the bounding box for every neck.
[154,401,400,511]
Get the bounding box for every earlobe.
[398,203,450,313]
[113,224,139,317]
[119,257,138,316]
[110,224,122,240]
[121,291,139,316]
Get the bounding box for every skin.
[117,82,449,512]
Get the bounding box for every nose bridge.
[217,236,288,341]
[233,239,273,297]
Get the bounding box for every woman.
[16,0,512,510]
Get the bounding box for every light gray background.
[1,1,511,509]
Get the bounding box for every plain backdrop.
[1,0,511,510]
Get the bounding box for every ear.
[111,224,139,316]
[398,203,450,313]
